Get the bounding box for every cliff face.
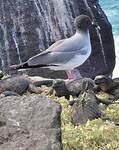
[0,0,115,78]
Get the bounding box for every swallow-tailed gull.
[10,15,93,80]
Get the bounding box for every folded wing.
[28,37,86,66]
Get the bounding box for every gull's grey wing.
[38,39,65,55]
[28,37,87,66]
[28,49,88,66]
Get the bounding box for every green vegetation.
[105,102,119,119]
[50,96,119,150]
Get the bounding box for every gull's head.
[74,15,92,32]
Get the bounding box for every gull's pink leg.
[65,70,77,80]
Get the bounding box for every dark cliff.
[0,0,115,78]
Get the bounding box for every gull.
[10,15,93,80]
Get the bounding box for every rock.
[0,95,62,150]
[0,76,29,95]
[66,78,94,96]
[71,92,102,125]
[50,78,95,99]
[94,75,114,92]
[0,0,115,78]
[0,113,6,127]
[71,79,102,125]
[28,83,43,94]
[33,80,53,87]
[0,75,43,95]
[49,80,70,100]
[102,117,119,126]
[0,70,4,80]
[0,91,19,97]
[94,75,119,100]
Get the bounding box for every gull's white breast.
[61,46,91,70]
[49,31,92,70]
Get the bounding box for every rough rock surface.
[71,90,102,125]
[94,75,119,100]
[0,75,45,95]
[71,78,101,125]
[49,80,70,100]
[0,76,29,95]
[0,0,115,78]
[0,90,19,97]
[49,78,95,99]
[0,95,62,150]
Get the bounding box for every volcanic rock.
[0,95,62,150]
[0,0,115,78]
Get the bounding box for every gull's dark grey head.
[74,15,92,32]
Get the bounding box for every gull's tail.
[10,62,58,70]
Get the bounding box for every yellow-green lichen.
[50,94,119,150]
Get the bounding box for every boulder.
[71,77,114,125]
[0,0,115,78]
[71,79,102,125]
[49,80,70,100]
[0,95,62,150]
[0,76,29,95]
[0,75,44,95]
[71,90,102,125]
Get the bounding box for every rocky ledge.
[0,73,119,149]
[0,95,62,150]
